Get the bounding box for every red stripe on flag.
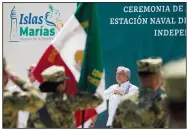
[33,45,78,95]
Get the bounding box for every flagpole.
[82,109,85,128]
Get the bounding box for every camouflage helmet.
[137,57,163,73]
[162,58,186,102]
[41,65,69,83]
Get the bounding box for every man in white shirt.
[104,66,138,128]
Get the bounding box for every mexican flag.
[33,3,106,128]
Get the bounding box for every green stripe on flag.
[75,3,90,33]
[77,3,103,94]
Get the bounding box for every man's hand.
[114,89,121,95]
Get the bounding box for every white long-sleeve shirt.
[104,81,138,126]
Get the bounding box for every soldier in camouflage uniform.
[3,57,45,128]
[27,65,103,128]
[163,58,186,128]
[112,57,168,128]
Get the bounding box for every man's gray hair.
[117,66,131,79]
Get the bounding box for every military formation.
[3,58,102,128]
[112,57,186,128]
[27,66,103,128]
[112,57,168,128]
[3,56,186,128]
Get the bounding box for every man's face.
[27,67,36,83]
[116,70,128,84]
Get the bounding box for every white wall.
[3,3,77,86]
